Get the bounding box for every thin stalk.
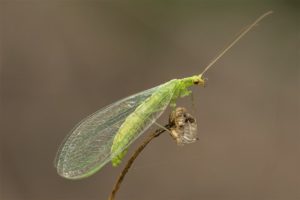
[108,124,171,200]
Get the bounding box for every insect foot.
[169,107,198,145]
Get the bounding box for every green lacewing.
[55,11,273,179]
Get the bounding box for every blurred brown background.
[1,1,299,200]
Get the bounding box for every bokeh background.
[1,1,299,200]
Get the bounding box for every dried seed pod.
[169,107,198,145]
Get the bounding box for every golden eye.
[193,80,200,84]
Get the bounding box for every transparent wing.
[55,82,175,179]
[182,121,198,144]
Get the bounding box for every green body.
[111,75,204,166]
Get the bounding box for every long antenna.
[200,11,273,77]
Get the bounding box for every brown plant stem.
[108,124,171,200]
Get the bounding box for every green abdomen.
[110,80,179,166]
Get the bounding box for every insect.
[55,11,272,179]
[169,107,198,145]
